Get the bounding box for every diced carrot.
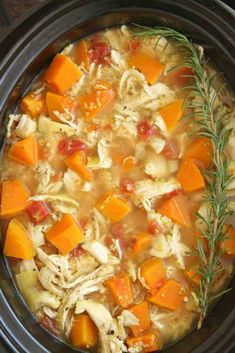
[158,99,184,133]
[128,302,151,336]
[126,330,161,353]
[128,52,164,85]
[79,81,115,120]
[157,194,191,228]
[74,40,90,70]
[96,192,131,222]
[177,157,205,193]
[131,232,152,257]
[0,180,30,217]
[46,92,76,121]
[70,314,98,348]
[8,135,38,167]
[20,93,47,118]
[184,138,212,168]
[148,279,186,310]
[139,258,166,292]
[220,225,235,256]
[65,151,93,181]
[104,272,133,308]
[44,54,82,94]
[122,156,137,172]
[45,214,84,255]
[4,218,35,260]
[185,267,201,285]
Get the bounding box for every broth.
[1,26,234,353]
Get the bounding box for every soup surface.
[1,26,235,353]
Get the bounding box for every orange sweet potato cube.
[126,330,161,352]
[148,279,186,310]
[139,258,166,292]
[44,54,82,94]
[128,302,151,337]
[96,192,131,222]
[21,93,47,118]
[45,214,84,254]
[70,314,98,348]
[105,272,133,308]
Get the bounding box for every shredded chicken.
[63,168,82,195]
[27,223,49,247]
[150,225,190,269]
[30,194,79,214]
[38,116,76,136]
[34,162,63,194]
[82,241,110,264]
[15,114,37,138]
[134,178,181,211]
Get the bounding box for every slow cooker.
[0,1,234,352]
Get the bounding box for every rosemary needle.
[133,24,233,327]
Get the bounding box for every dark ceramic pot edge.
[0,1,235,353]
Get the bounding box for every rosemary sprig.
[133,24,233,326]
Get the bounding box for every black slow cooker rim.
[0,1,235,353]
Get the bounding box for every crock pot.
[0,1,235,352]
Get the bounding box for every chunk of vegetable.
[38,116,75,136]
[131,232,152,257]
[74,40,90,70]
[65,151,93,181]
[148,279,186,310]
[26,201,50,224]
[120,177,135,194]
[137,120,154,141]
[79,81,115,120]
[45,214,84,254]
[89,41,110,65]
[70,314,98,348]
[110,222,124,238]
[184,137,212,168]
[44,54,82,94]
[46,92,76,121]
[4,218,35,259]
[16,270,60,312]
[185,267,201,285]
[0,180,30,217]
[20,93,47,118]
[220,225,235,256]
[158,99,184,133]
[104,272,133,308]
[177,158,205,193]
[139,258,166,292]
[126,330,161,352]
[157,194,191,227]
[8,135,38,166]
[16,270,40,312]
[128,52,163,85]
[128,302,151,336]
[96,192,131,222]
[58,138,87,155]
